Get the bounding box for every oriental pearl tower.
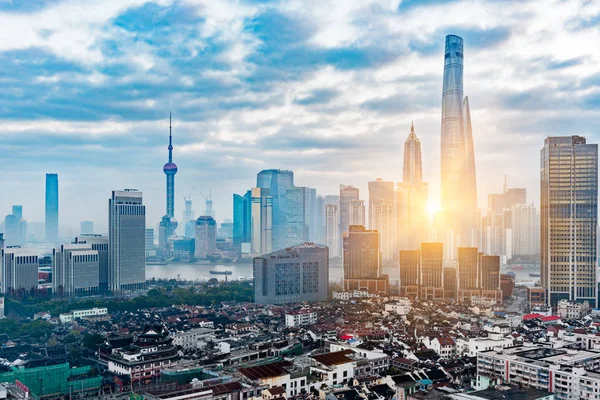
[159,113,178,253]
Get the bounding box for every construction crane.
[183,187,214,219]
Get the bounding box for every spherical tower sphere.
[163,162,178,174]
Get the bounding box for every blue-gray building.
[254,242,328,304]
[45,173,59,242]
[233,191,252,254]
[256,170,294,251]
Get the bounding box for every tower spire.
[168,112,173,163]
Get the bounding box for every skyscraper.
[369,179,394,261]
[109,189,146,292]
[183,197,194,238]
[541,136,598,307]
[250,187,272,255]
[194,216,217,259]
[256,169,294,250]
[343,225,388,294]
[397,123,428,252]
[420,242,444,300]
[233,192,252,254]
[403,122,422,184]
[45,173,59,242]
[439,34,478,258]
[349,199,365,227]
[339,185,359,239]
[325,204,340,258]
[510,203,539,257]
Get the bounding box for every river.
[146,262,541,285]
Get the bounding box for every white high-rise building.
[250,188,272,255]
[1,248,38,295]
[75,235,109,293]
[349,200,365,227]
[369,179,394,262]
[53,243,99,297]
[325,204,340,258]
[109,189,146,292]
[510,203,539,257]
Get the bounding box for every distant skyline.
[2,0,600,232]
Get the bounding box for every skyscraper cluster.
[398,242,502,303]
[233,170,321,257]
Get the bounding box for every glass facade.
[541,136,598,306]
[45,173,59,242]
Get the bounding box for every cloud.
[1,0,600,233]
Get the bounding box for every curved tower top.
[441,34,466,214]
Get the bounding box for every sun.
[427,200,441,216]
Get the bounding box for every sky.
[1,0,600,236]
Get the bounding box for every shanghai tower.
[440,34,478,257]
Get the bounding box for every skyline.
[2,0,600,232]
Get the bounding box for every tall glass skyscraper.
[541,136,598,307]
[256,169,294,251]
[45,173,59,242]
[109,189,146,292]
[440,34,478,258]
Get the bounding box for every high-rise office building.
[249,187,273,255]
[371,201,394,261]
[53,243,100,297]
[233,192,252,254]
[369,179,394,261]
[80,221,94,235]
[479,253,500,292]
[316,195,327,245]
[397,124,429,253]
[0,233,4,250]
[325,204,340,258]
[194,216,217,259]
[399,249,420,298]
[339,185,359,238]
[285,187,317,246]
[420,242,444,300]
[256,169,294,251]
[253,243,328,304]
[1,248,38,295]
[510,203,539,257]
[343,225,388,294]
[439,34,478,258]
[45,173,59,242]
[458,247,478,290]
[75,235,109,293]
[541,136,598,307]
[145,228,155,254]
[4,213,25,247]
[348,199,365,227]
[108,189,146,292]
[183,197,194,238]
